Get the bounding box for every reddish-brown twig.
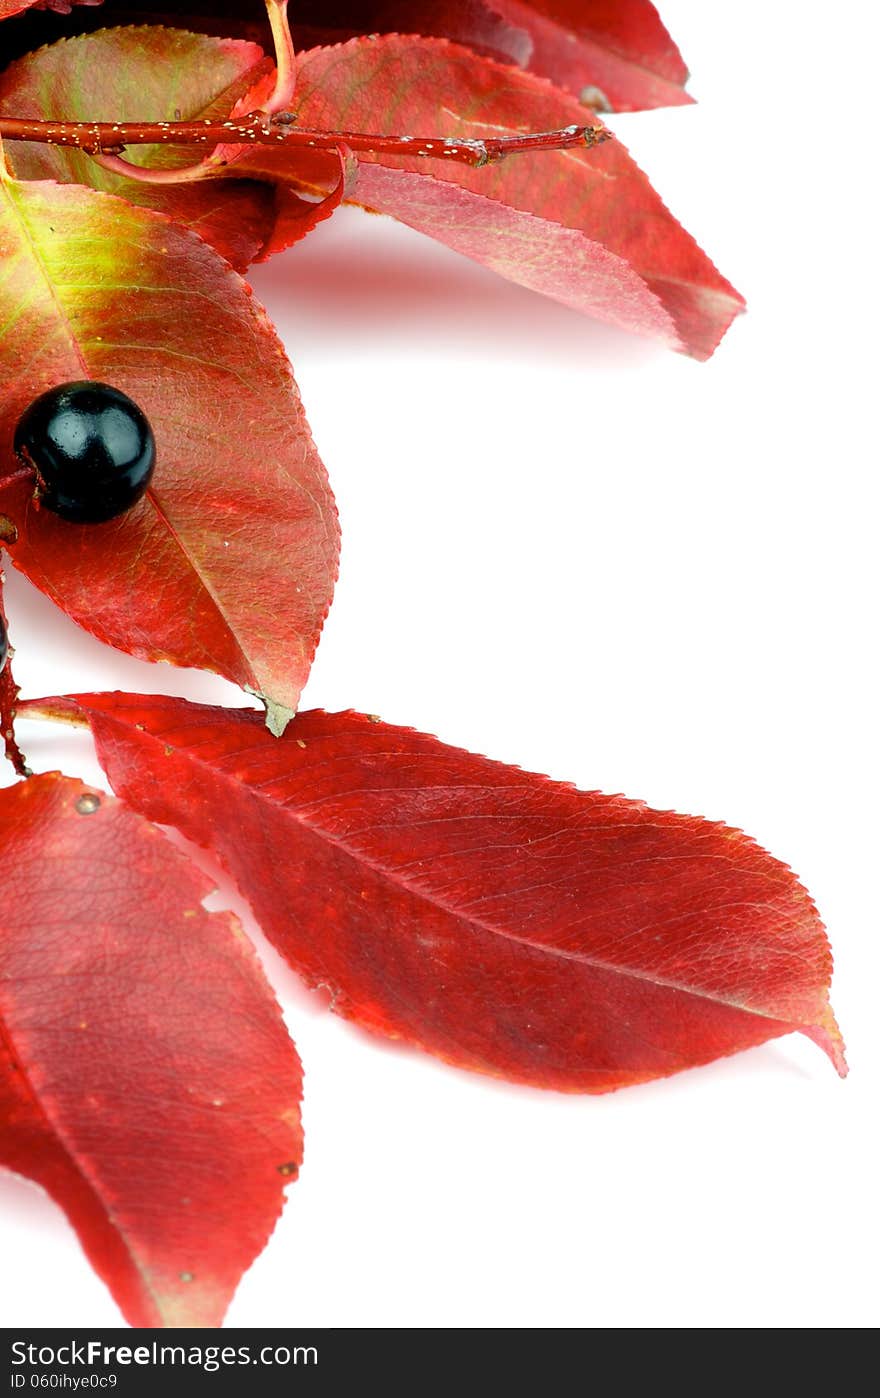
[0,114,611,168]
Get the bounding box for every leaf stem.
[0,114,611,167]
[90,151,231,185]
[86,0,297,188]
[264,1,297,115]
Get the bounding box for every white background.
[1,1,877,1329]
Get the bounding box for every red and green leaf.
[72,2,690,111]
[0,169,339,731]
[0,23,741,355]
[0,770,303,1328]
[0,26,280,270]
[248,36,743,358]
[31,694,846,1093]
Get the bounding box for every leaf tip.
[805,1009,848,1079]
[252,691,296,738]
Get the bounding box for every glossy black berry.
[0,616,8,675]
[14,381,156,524]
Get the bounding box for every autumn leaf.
[44,2,690,111]
[246,35,744,358]
[0,169,339,732]
[0,22,363,261]
[29,694,847,1093]
[0,26,282,271]
[0,23,740,354]
[420,0,692,110]
[337,163,680,345]
[292,0,693,112]
[0,771,303,1328]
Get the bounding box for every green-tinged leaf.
[0,171,338,726]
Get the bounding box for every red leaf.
[345,163,678,347]
[31,694,847,1093]
[0,27,279,271]
[0,171,339,731]
[0,771,303,1328]
[261,143,360,260]
[250,36,743,358]
[296,0,692,112]
[0,0,691,112]
[461,0,691,110]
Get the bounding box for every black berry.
[14,381,156,524]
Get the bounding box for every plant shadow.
[250,206,662,372]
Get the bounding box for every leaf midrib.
[3,178,258,693]
[2,177,90,379]
[123,712,791,1026]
